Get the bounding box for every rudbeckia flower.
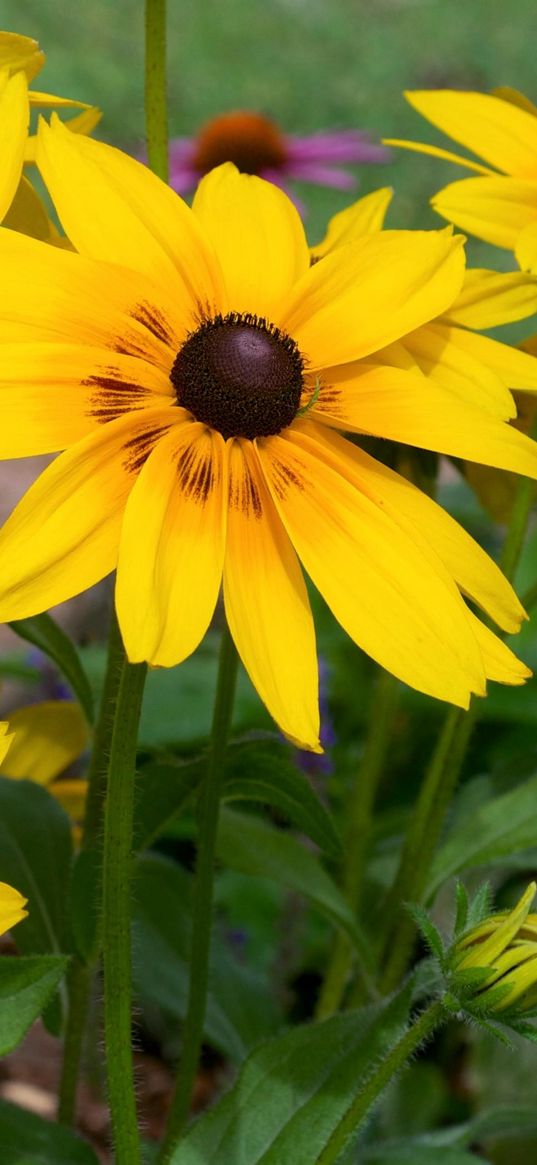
[0,30,100,232]
[168,110,388,198]
[451,882,537,1017]
[0,121,536,751]
[386,88,537,272]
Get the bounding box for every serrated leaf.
[0,778,72,956]
[222,740,342,858]
[133,854,281,1061]
[216,808,371,963]
[0,1098,98,1163]
[9,613,94,724]
[174,990,411,1164]
[428,775,537,899]
[0,955,68,1054]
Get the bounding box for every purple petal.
[283,161,359,190]
[169,164,202,195]
[286,131,389,164]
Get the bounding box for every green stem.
[57,608,126,1126]
[315,1000,444,1165]
[378,467,536,996]
[316,671,399,1019]
[159,624,239,1161]
[57,959,91,1125]
[102,647,147,1164]
[145,0,169,182]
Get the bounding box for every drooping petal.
[37,116,224,308]
[468,614,531,686]
[0,342,174,456]
[192,163,310,317]
[0,69,29,221]
[0,702,88,784]
[116,422,226,667]
[0,882,28,936]
[0,407,178,621]
[382,137,494,175]
[396,322,516,418]
[224,439,320,751]
[405,90,537,177]
[311,363,537,478]
[278,229,465,369]
[310,187,393,259]
[0,32,44,81]
[0,228,183,366]
[436,327,537,393]
[432,176,537,250]
[295,421,526,634]
[257,428,487,706]
[445,268,537,329]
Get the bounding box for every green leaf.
[454,882,469,934]
[68,846,101,963]
[405,904,444,963]
[133,756,204,852]
[9,613,94,724]
[0,778,72,955]
[174,990,411,1164]
[216,808,370,961]
[428,774,537,899]
[363,1149,483,1164]
[0,1098,98,1164]
[133,854,282,1061]
[0,955,68,1054]
[222,739,342,858]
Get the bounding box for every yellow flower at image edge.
[386,87,537,271]
[0,121,536,750]
[0,722,28,937]
[0,30,100,231]
[453,883,537,1016]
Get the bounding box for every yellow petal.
[28,90,93,109]
[298,420,525,635]
[192,163,310,318]
[279,229,465,370]
[406,89,537,178]
[445,267,537,329]
[492,87,537,119]
[438,327,537,393]
[312,362,537,478]
[0,702,88,784]
[468,614,531,686]
[399,322,515,418]
[2,174,56,240]
[516,221,537,273]
[0,227,184,366]
[432,175,537,250]
[383,137,494,175]
[25,105,102,163]
[257,427,487,705]
[310,187,393,259]
[0,882,28,936]
[0,32,44,81]
[116,422,226,666]
[457,883,536,969]
[50,778,87,823]
[0,723,15,765]
[37,115,223,308]
[224,439,320,751]
[0,342,173,455]
[0,407,177,621]
[0,69,29,221]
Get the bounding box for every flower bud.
[450,882,537,1015]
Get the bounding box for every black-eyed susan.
[450,883,537,1020]
[0,30,100,235]
[386,88,537,272]
[0,121,536,750]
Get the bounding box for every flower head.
[169,109,388,199]
[0,122,535,748]
[450,883,537,1018]
[386,88,537,272]
[0,30,100,234]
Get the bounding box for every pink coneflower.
[169,110,388,196]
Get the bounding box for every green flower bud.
[450,882,537,1016]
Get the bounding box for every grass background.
[4,0,536,248]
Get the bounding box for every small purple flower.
[169,110,388,199]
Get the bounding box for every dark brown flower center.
[170,312,305,440]
[191,111,288,175]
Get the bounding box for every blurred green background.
[4,0,536,247]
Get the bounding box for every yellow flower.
[0,701,88,823]
[0,30,100,234]
[0,880,28,937]
[0,123,536,749]
[386,88,537,272]
[452,883,537,1015]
